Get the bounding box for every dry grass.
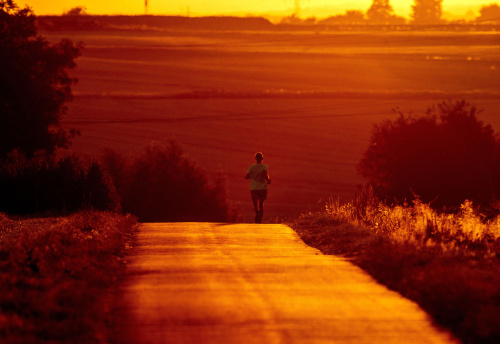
[287,192,500,344]
[0,211,138,343]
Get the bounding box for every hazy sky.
[21,0,490,19]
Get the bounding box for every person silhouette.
[245,152,271,223]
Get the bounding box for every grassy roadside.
[287,196,500,344]
[0,211,138,343]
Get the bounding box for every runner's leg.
[251,191,259,223]
[256,190,267,223]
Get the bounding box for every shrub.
[0,149,120,215]
[83,160,121,213]
[358,100,500,210]
[103,140,234,222]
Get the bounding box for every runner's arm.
[262,170,271,184]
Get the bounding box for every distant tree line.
[320,0,444,25]
[34,1,500,31]
[293,1,500,26]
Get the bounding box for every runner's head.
[255,152,263,163]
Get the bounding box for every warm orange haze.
[23,0,489,19]
[42,21,500,220]
[2,2,500,343]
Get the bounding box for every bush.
[358,100,500,210]
[103,141,234,222]
[0,149,120,215]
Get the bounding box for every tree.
[478,4,500,24]
[411,0,443,25]
[0,0,81,158]
[63,6,87,16]
[344,10,366,24]
[358,100,500,209]
[103,141,233,222]
[367,0,393,23]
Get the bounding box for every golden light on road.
[113,223,457,343]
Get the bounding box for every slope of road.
[111,223,458,344]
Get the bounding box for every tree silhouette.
[0,0,81,158]
[367,0,393,23]
[358,100,500,209]
[366,0,405,25]
[478,4,500,24]
[0,150,120,215]
[344,10,365,24]
[411,0,443,25]
[63,6,87,16]
[103,141,233,222]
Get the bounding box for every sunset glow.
[22,0,490,20]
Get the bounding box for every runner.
[245,152,271,223]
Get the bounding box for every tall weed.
[326,189,500,256]
[289,188,500,343]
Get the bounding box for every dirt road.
[111,223,457,344]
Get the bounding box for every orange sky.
[21,0,489,20]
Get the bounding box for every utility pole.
[145,0,148,15]
[294,0,300,16]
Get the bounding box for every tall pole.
[145,0,148,15]
[294,0,300,16]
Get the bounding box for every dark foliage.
[0,149,120,215]
[358,100,500,209]
[63,6,87,16]
[479,4,500,24]
[366,0,406,25]
[103,141,233,222]
[411,0,443,25]
[318,10,366,25]
[0,0,81,158]
[36,15,273,32]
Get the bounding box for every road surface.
[111,223,457,344]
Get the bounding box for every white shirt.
[246,163,268,190]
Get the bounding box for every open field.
[44,29,500,220]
